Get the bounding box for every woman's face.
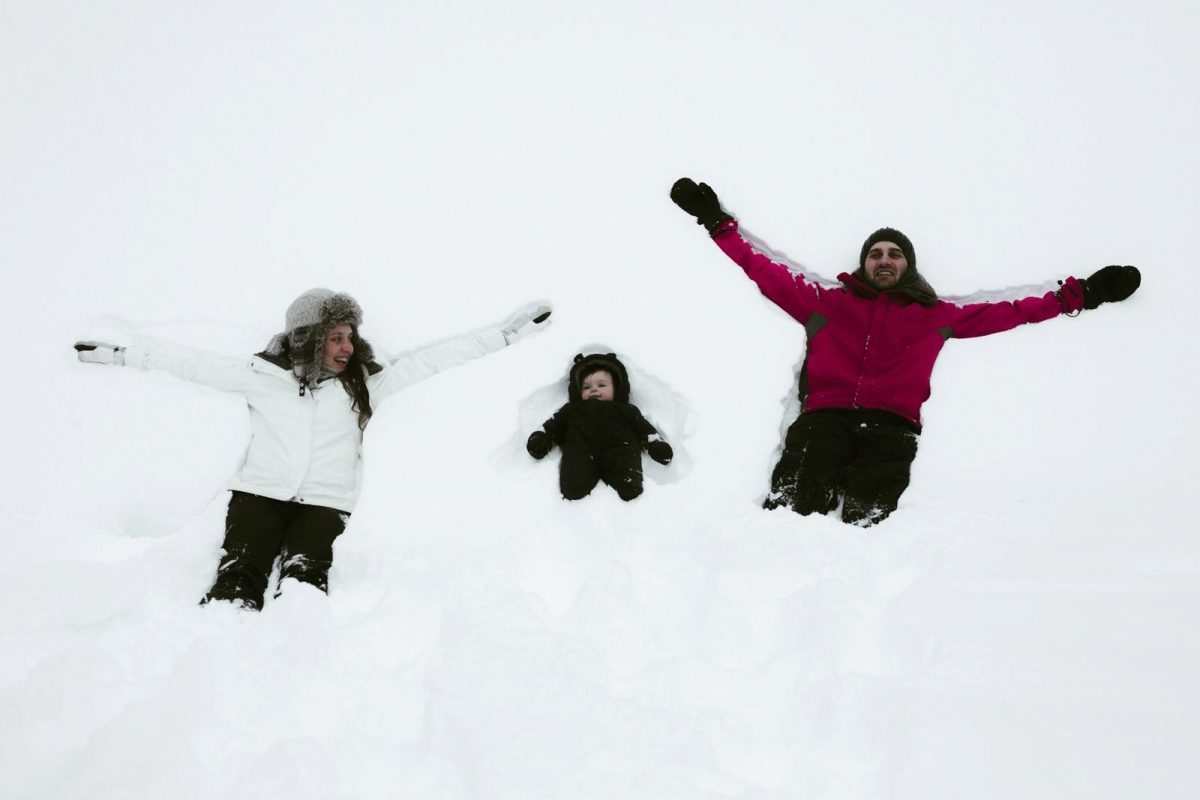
[322,324,355,372]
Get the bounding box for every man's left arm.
[947,265,1140,339]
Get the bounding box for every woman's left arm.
[371,302,552,401]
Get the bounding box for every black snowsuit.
[540,400,663,500]
[528,353,671,501]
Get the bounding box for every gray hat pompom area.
[286,288,334,335]
[285,288,363,336]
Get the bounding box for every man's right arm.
[710,219,829,325]
[671,178,827,324]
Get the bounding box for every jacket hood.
[568,352,631,403]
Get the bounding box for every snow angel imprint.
[526,352,673,501]
[76,289,551,610]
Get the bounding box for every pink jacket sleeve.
[711,220,830,324]
[942,288,1069,339]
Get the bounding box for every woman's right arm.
[76,339,255,393]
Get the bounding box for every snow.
[3,1,1198,798]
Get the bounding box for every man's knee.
[841,496,897,527]
[768,466,839,516]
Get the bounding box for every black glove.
[526,431,553,459]
[670,177,733,233]
[1082,265,1141,310]
[646,440,673,465]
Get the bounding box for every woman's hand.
[74,341,125,366]
[502,302,553,345]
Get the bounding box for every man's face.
[863,241,909,290]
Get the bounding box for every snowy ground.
[3,1,1199,798]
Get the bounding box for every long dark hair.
[338,328,374,431]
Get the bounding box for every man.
[670,177,1141,526]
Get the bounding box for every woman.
[76,288,551,610]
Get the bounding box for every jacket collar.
[838,268,938,307]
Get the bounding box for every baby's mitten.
[526,431,553,459]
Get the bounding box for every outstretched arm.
[946,265,1141,339]
[671,177,831,325]
[74,339,256,393]
[374,302,553,402]
[626,406,673,465]
[527,404,569,459]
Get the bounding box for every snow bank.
[3,1,1198,798]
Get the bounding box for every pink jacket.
[713,220,1071,429]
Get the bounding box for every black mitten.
[670,178,733,233]
[1083,265,1141,310]
[646,440,673,465]
[526,431,553,459]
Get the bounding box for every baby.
[527,352,673,501]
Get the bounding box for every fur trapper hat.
[568,352,630,403]
[261,288,375,390]
[286,288,363,335]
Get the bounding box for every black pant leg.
[599,445,644,501]
[767,411,856,515]
[841,416,919,527]
[204,492,286,610]
[278,504,348,595]
[559,444,601,500]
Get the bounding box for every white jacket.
[122,328,508,512]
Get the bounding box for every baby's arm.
[527,404,570,459]
[627,405,673,465]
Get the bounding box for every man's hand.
[670,177,732,233]
[1083,265,1141,310]
[1056,277,1086,315]
[74,341,125,366]
[502,302,552,345]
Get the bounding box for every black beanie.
[859,228,916,271]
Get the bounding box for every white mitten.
[501,302,552,345]
[74,341,125,366]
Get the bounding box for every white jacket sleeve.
[122,342,259,393]
[371,327,507,403]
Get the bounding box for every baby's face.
[580,370,615,402]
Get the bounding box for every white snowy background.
[3,1,1198,798]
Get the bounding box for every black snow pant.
[203,491,348,610]
[764,408,920,527]
[559,443,644,501]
